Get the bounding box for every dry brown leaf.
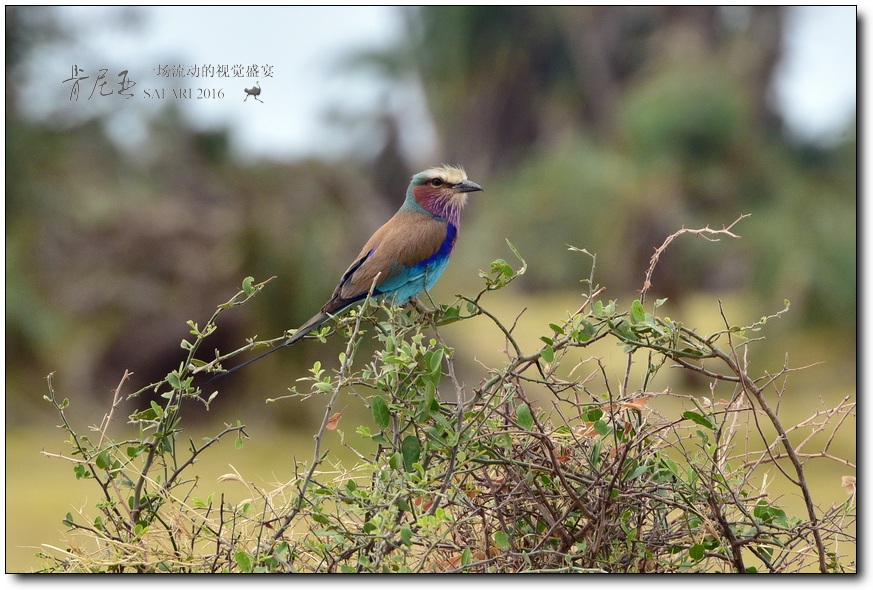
[609,444,626,459]
[574,423,600,439]
[326,411,343,430]
[621,395,652,411]
[841,475,856,495]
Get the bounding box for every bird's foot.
[410,298,434,314]
[410,298,440,324]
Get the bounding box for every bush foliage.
[39,221,855,573]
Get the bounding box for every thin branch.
[640,214,749,303]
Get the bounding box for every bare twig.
[640,214,749,303]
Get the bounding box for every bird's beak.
[455,179,484,194]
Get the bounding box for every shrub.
[39,219,855,573]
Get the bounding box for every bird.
[211,165,483,380]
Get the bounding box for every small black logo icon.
[244,81,263,103]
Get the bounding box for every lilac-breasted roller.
[215,166,482,378]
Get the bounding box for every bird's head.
[406,165,483,226]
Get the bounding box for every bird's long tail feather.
[207,311,331,383]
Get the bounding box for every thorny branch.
[640,214,750,303]
[39,221,854,573]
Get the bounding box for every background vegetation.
[5,6,855,571]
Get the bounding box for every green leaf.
[493,531,510,548]
[593,419,610,436]
[461,547,472,567]
[541,345,554,363]
[613,319,634,340]
[417,380,435,421]
[371,395,390,429]
[574,319,595,342]
[197,493,214,508]
[95,450,110,470]
[436,304,462,326]
[505,239,527,276]
[234,551,253,573]
[429,348,444,374]
[683,411,715,430]
[400,525,413,547]
[166,371,182,390]
[582,407,603,422]
[630,299,646,324]
[754,500,789,526]
[689,543,705,561]
[548,323,565,335]
[659,456,679,478]
[625,463,649,481]
[401,435,421,472]
[516,403,534,430]
[241,276,255,296]
[389,452,402,471]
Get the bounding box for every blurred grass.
[6,422,375,573]
[7,290,855,572]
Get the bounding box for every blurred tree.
[395,6,785,175]
[367,6,854,334]
[5,8,397,424]
[5,6,855,427]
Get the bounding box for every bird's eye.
[430,178,443,187]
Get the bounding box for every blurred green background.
[5,6,856,571]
